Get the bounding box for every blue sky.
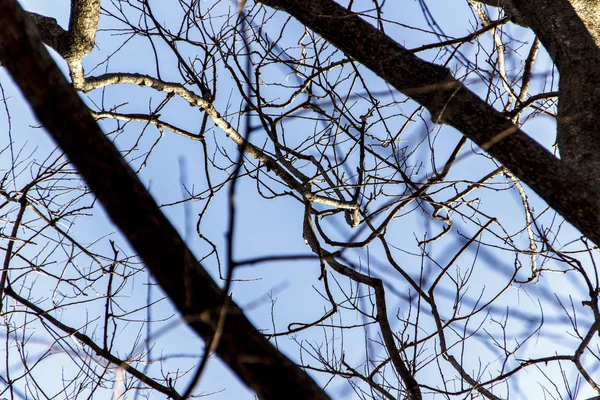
[1,0,598,399]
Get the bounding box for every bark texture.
[481,0,600,184]
[0,1,329,399]
[66,0,100,61]
[24,0,100,61]
[26,12,69,57]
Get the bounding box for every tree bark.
[483,0,600,186]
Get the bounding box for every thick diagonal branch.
[0,1,329,399]
[256,0,600,246]
[477,0,600,183]
[508,0,600,184]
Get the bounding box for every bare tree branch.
[0,1,329,399]
[256,0,600,247]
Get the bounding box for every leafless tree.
[0,0,600,399]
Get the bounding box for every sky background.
[1,0,598,399]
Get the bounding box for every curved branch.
[301,204,422,399]
[83,72,359,222]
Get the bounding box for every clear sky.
[1,0,598,399]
